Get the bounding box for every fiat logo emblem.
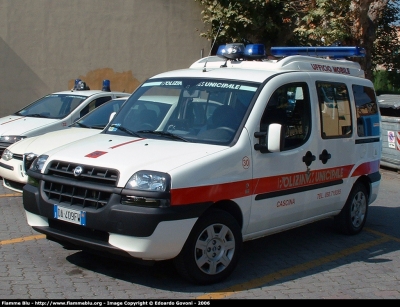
[73,166,83,177]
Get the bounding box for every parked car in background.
[0,79,129,157]
[0,96,128,192]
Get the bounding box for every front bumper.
[0,158,26,193]
[23,183,209,261]
[26,210,197,260]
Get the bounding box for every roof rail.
[191,43,365,78]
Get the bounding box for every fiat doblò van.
[23,44,381,285]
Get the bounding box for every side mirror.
[254,123,285,153]
[268,123,285,152]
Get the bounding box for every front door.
[246,76,317,235]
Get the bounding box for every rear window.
[353,85,380,137]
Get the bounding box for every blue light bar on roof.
[73,79,82,90]
[217,43,245,59]
[217,43,267,60]
[102,79,111,92]
[270,46,366,58]
[244,44,266,59]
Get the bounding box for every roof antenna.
[203,21,224,72]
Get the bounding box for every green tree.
[195,0,399,81]
[373,70,392,93]
[373,1,400,66]
[195,0,295,52]
[294,0,393,80]
[372,0,400,92]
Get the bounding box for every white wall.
[0,0,210,116]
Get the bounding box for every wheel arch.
[205,199,244,230]
[354,175,371,204]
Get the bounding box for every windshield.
[105,77,259,145]
[15,94,88,119]
[71,98,127,129]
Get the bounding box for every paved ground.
[0,167,399,300]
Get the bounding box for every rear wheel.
[334,182,368,235]
[173,209,242,285]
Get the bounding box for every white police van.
[23,44,381,285]
[0,79,129,157]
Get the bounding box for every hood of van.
[7,127,100,156]
[0,115,60,136]
[44,133,227,184]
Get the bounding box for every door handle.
[302,151,316,166]
[319,149,331,164]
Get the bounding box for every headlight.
[0,135,26,144]
[126,171,168,191]
[29,155,48,172]
[1,149,13,161]
[123,171,171,208]
[25,152,38,161]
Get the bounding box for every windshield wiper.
[90,125,106,130]
[74,122,89,128]
[110,124,140,137]
[25,113,48,118]
[136,130,188,142]
[73,122,105,129]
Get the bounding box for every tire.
[173,209,242,285]
[334,182,369,235]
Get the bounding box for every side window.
[80,96,112,118]
[353,85,379,137]
[94,96,112,108]
[317,82,352,138]
[261,82,311,150]
[70,97,85,113]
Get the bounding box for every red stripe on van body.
[351,159,380,176]
[169,160,380,206]
[109,138,146,149]
[1,117,23,125]
[171,180,249,205]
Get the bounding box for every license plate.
[53,205,86,226]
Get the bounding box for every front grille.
[43,182,111,208]
[13,153,23,161]
[47,161,118,184]
[22,154,35,172]
[42,161,119,209]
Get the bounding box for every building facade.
[0,0,210,117]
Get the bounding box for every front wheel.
[173,209,242,285]
[334,182,368,235]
